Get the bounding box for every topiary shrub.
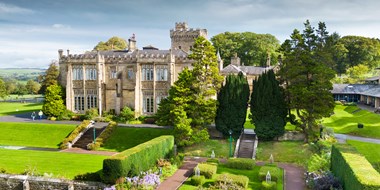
[206,158,220,164]
[261,181,277,190]
[216,173,249,189]
[197,163,217,179]
[225,158,255,169]
[190,175,206,186]
[259,165,281,182]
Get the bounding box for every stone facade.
[59,22,205,116]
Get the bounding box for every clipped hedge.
[331,144,380,190]
[261,181,277,190]
[59,120,91,149]
[197,163,217,179]
[190,175,206,186]
[216,173,249,189]
[259,165,281,182]
[206,158,220,164]
[102,135,174,183]
[225,158,255,170]
[88,121,117,150]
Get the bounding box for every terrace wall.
[0,174,107,190]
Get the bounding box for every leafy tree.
[278,20,336,142]
[0,78,7,99]
[156,36,223,146]
[16,83,27,96]
[215,72,250,139]
[94,36,127,51]
[25,79,41,94]
[42,84,66,117]
[39,61,59,94]
[211,32,280,66]
[250,70,287,141]
[343,64,369,83]
[4,79,17,94]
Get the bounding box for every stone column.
[66,64,73,111]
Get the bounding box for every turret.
[128,34,137,51]
[170,22,207,53]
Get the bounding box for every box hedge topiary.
[87,121,117,150]
[206,158,220,164]
[331,144,380,190]
[196,163,217,179]
[102,135,174,183]
[225,158,255,170]
[190,175,206,186]
[216,173,249,189]
[261,181,277,190]
[259,165,281,182]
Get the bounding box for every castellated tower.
[170,22,207,52]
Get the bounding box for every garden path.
[156,157,206,190]
[60,148,117,156]
[278,163,306,190]
[334,133,380,144]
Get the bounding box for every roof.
[220,64,274,75]
[361,86,380,98]
[331,84,376,94]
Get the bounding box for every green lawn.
[322,104,380,138]
[0,149,107,179]
[99,127,173,152]
[347,140,380,172]
[256,141,312,166]
[182,139,236,159]
[0,102,42,116]
[180,164,283,190]
[0,122,76,148]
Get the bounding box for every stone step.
[73,127,105,149]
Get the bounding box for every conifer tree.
[250,70,287,141]
[215,72,250,138]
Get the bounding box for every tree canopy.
[94,36,127,51]
[0,78,7,99]
[42,84,66,117]
[211,32,280,67]
[278,20,336,142]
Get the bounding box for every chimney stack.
[128,34,137,51]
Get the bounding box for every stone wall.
[278,131,305,141]
[0,174,107,190]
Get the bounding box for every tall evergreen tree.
[38,61,59,94]
[42,84,66,117]
[278,20,335,142]
[250,70,287,141]
[156,36,223,146]
[215,72,250,139]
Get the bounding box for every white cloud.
[0,2,34,14]
[52,24,71,29]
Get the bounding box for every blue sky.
[0,0,379,68]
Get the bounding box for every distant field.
[0,149,107,179]
[0,122,76,148]
[1,94,43,101]
[0,68,45,83]
[0,102,42,116]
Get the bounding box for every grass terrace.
[0,149,107,179]
[182,139,236,159]
[0,102,42,116]
[323,104,380,138]
[0,122,76,148]
[98,127,173,152]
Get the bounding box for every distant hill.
[0,68,46,82]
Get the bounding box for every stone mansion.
[58,22,274,116]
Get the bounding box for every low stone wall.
[278,131,305,141]
[0,174,107,190]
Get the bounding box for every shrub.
[190,175,206,186]
[331,144,380,190]
[259,165,281,182]
[225,158,255,170]
[102,135,174,183]
[58,109,74,120]
[206,158,220,164]
[59,120,91,149]
[87,121,117,150]
[170,153,184,167]
[216,173,249,189]
[307,151,330,173]
[84,108,99,120]
[261,181,277,190]
[197,163,217,179]
[120,106,135,122]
